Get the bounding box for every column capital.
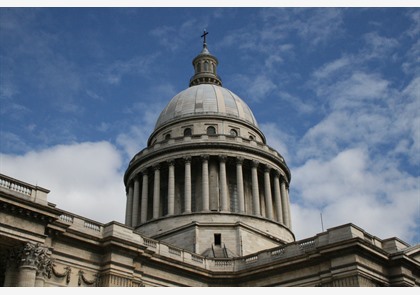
[167,159,175,166]
[280,174,289,184]
[140,168,148,175]
[273,170,281,177]
[16,243,53,278]
[184,156,192,163]
[252,160,259,168]
[153,164,160,171]
[236,157,244,164]
[219,155,227,162]
[264,166,271,173]
[201,155,209,161]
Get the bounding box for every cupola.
[189,30,222,87]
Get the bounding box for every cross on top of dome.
[201,29,208,46]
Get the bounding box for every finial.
[201,29,208,47]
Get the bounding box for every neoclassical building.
[0,35,419,287]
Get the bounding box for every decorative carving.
[78,270,99,286]
[14,242,53,279]
[236,157,244,164]
[36,253,53,279]
[52,265,72,284]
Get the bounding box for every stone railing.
[0,173,50,205]
[57,210,103,235]
[134,223,401,272]
[50,209,403,273]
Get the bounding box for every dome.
[155,84,259,130]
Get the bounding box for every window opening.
[184,128,192,136]
[214,233,221,246]
[165,134,171,140]
[207,126,216,135]
[230,129,238,137]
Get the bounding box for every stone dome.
[155,84,259,130]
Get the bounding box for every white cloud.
[98,54,158,85]
[0,142,126,224]
[362,32,399,59]
[406,9,420,38]
[291,148,419,243]
[312,56,352,81]
[231,74,277,103]
[116,86,169,161]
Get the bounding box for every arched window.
[184,128,192,137]
[204,61,209,72]
[196,62,201,73]
[165,134,171,140]
[249,135,255,141]
[230,129,238,137]
[207,126,216,135]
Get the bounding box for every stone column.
[280,179,290,228]
[16,243,52,287]
[140,170,149,223]
[251,160,260,215]
[125,182,133,226]
[184,157,192,213]
[201,155,210,211]
[264,167,274,219]
[131,176,140,226]
[35,274,45,287]
[285,183,292,229]
[273,172,283,223]
[153,165,161,219]
[18,265,37,287]
[167,160,175,216]
[3,250,19,286]
[219,156,228,212]
[236,157,245,213]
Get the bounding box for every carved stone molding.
[52,264,72,284]
[78,270,99,286]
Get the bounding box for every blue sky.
[1,6,419,246]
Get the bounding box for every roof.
[154,84,259,130]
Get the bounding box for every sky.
[1,5,419,246]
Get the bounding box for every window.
[207,126,216,135]
[165,134,171,140]
[230,129,238,137]
[249,135,255,141]
[184,128,192,136]
[214,233,221,246]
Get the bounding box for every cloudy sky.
[1,5,419,246]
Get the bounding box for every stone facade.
[0,173,419,287]
[0,38,419,287]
